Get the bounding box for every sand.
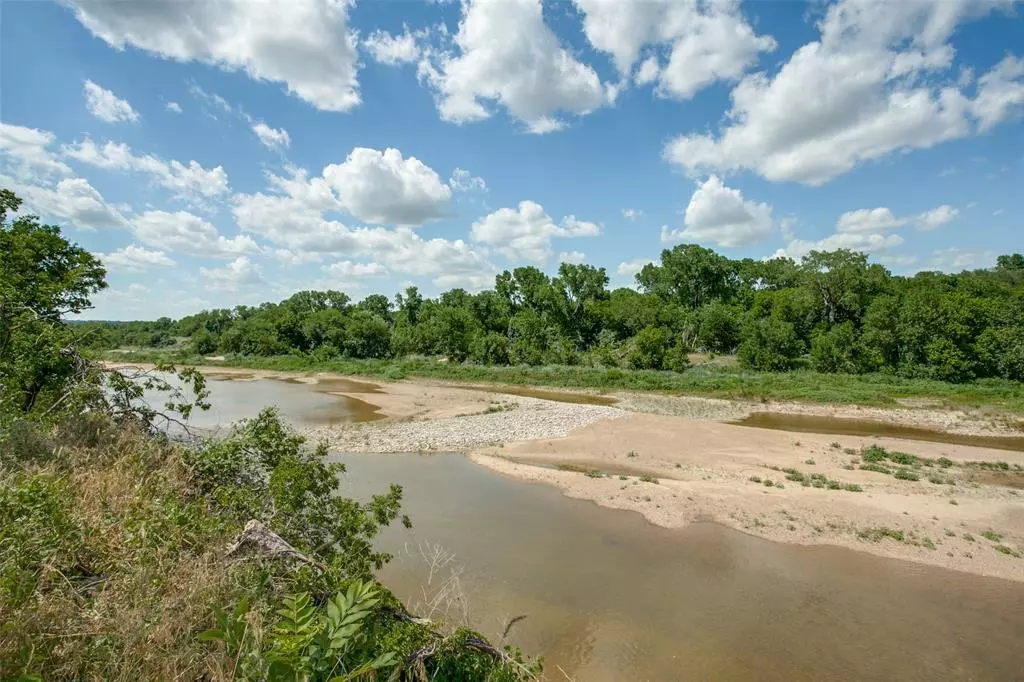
[107,362,1024,580]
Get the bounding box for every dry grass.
[0,418,237,680]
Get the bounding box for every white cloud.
[664,0,1020,185]
[323,147,451,225]
[469,201,600,262]
[364,29,419,65]
[252,122,291,151]
[322,260,388,278]
[67,0,361,112]
[232,168,497,289]
[449,167,487,193]
[914,204,959,230]
[877,254,918,269]
[662,175,773,247]
[98,245,176,272]
[201,256,263,291]
[775,232,904,261]
[573,0,775,99]
[0,123,72,179]
[634,57,659,86]
[617,258,654,278]
[422,0,606,132]
[835,204,958,233]
[5,176,129,231]
[64,138,229,199]
[83,80,139,123]
[971,55,1024,131]
[132,209,259,258]
[928,247,996,272]
[621,207,643,221]
[558,251,586,264]
[836,207,904,233]
[166,101,182,113]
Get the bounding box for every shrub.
[737,318,804,371]
[629,326,668,370]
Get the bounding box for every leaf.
[198,629,225,642]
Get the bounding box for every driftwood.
[225,519,326,571]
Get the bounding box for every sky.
[1,0,1022,321]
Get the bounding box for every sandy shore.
[110,362,1024,580]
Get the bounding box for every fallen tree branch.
[225,519,326,571]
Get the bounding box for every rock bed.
[304,396,624,453]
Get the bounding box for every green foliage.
[738,318,804,371]
[629,325,668,370]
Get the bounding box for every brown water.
[733,412,1024,452]
[168,374,383,429]
[462,384,618,406]
[337,453,1024,682]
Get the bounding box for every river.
[175,375,1024,680]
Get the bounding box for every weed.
[963,533,975,542]
[843,483,864,492]
[830,442,841,449]
[937,457,954,468]
[584,469,605,478]
[842,464,855,470]
[618,475,629,481]
[994,545,1020,557]
[763,479,775,487]
[981,530,1004,542]
[857,527,906,543]
[843,448,858,455]
[859,462,892,475]
[805,458,816,465]
[626,450,639,458]
[949,499,959,505]
[894,468,920,481]
[749,475,762,483]
[945,529,956,537]
[922,537,937,550]
[639,474,659,484]
[928,475,945,485]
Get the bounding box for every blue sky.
[1,0,1022,320]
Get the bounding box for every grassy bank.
[103,350,1024,414]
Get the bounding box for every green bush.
[629,325,668,370]
[737,318,804,371]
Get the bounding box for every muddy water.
[157,374,383,431]
[336,453,1024,682]
[733,412,1024,452]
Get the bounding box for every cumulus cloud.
[421,0,606,132]
[915,204,959,230]
[64,138,229,199]
[5,176,129,230]
[774,231,905,261]
[0,123,72,179]
[98,245,176,272]
[663,0,1023,185]
[661,175,773,247]
[836,207,904,234]
[470,201,601,262]
[232,167,497,289]
[364,29,420,65]
[131,210,259,258]
[558,251,586,264]
[201,256,263,290]
[83,80,139,123]
[166,101,182,113]
[66,0,361,111]
[323,147,451,225]
[617,258,655,278]
[322,260,388,278]
[573,0,775,99]
[251,122,291,151]
[928,247,996,272]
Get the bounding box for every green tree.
[1,190,107,415]
[629,325,668,370]
[737,318,804,371]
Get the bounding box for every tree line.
[79,245,1024,385]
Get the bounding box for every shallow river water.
[339,453,1024,682]
[178,376,1024,680]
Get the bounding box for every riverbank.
[101,349,1024,414]
[109,362,1024,581]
